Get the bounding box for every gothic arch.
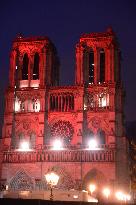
[9,169,33,191]
[97,128,106,144]
[30,131,36,148]
[15,132,24,148]
[84,129,94,145]
[99,48,105,83]
[82,168,107,191]
[22,53,29,80]
[46,165,75,190]
[88,48,94,83]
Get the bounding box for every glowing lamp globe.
[45,172,59,186]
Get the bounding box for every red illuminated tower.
[2,35,59,148]
[0,29,130,199]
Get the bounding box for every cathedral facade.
[0,28,129,195]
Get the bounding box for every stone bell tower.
[75,27,129,190]
[2,35,59,148]
[75,27,121,85]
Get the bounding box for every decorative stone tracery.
[9,170,33,190]
[50,120,74,145]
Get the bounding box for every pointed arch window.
[97,129,106,144]
[16,133,24,148]
[22,53,29,80]
[33,53,39,80]
[30,132,36,148]
[84,129,94,145]
[100,49,105,83]
[89,49,94,83]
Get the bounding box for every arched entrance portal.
[83,168,107,191]
[9,170,33,191]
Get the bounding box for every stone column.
[39,50,46,88]
[111,46,115,82]
[105,48,110,82]
[75,44,84,85]
[9,49,16,88]
[46,50,52,85]
[94,47,99,84]
[29,54,33,87]
[28,54,32,87]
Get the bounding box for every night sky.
[0,0,136,135]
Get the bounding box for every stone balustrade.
[2,149,115,163]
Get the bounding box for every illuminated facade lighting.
[52,139,62,150]
[88,139,97,150]
[18,141,30,152]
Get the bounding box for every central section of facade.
[0,28,129,195]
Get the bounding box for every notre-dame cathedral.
[0,28,129,196]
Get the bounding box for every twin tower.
[1,28,129,194]
[9,27,120,88]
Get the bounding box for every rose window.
[50,120,74,145]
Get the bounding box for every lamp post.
[45,172,59,201]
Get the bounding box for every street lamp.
[45,172,59,201]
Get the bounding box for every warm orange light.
[45,172,59,186]
[89,184,96,195]
[103,188,110,199]
[115,191,124,201]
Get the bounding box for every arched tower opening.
[89,49,94,83]
[99,49,105,83]
[22,53,29,80]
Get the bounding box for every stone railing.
[2,149,115,163]
[87,106,114,112]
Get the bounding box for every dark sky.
[0,0,136,134]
